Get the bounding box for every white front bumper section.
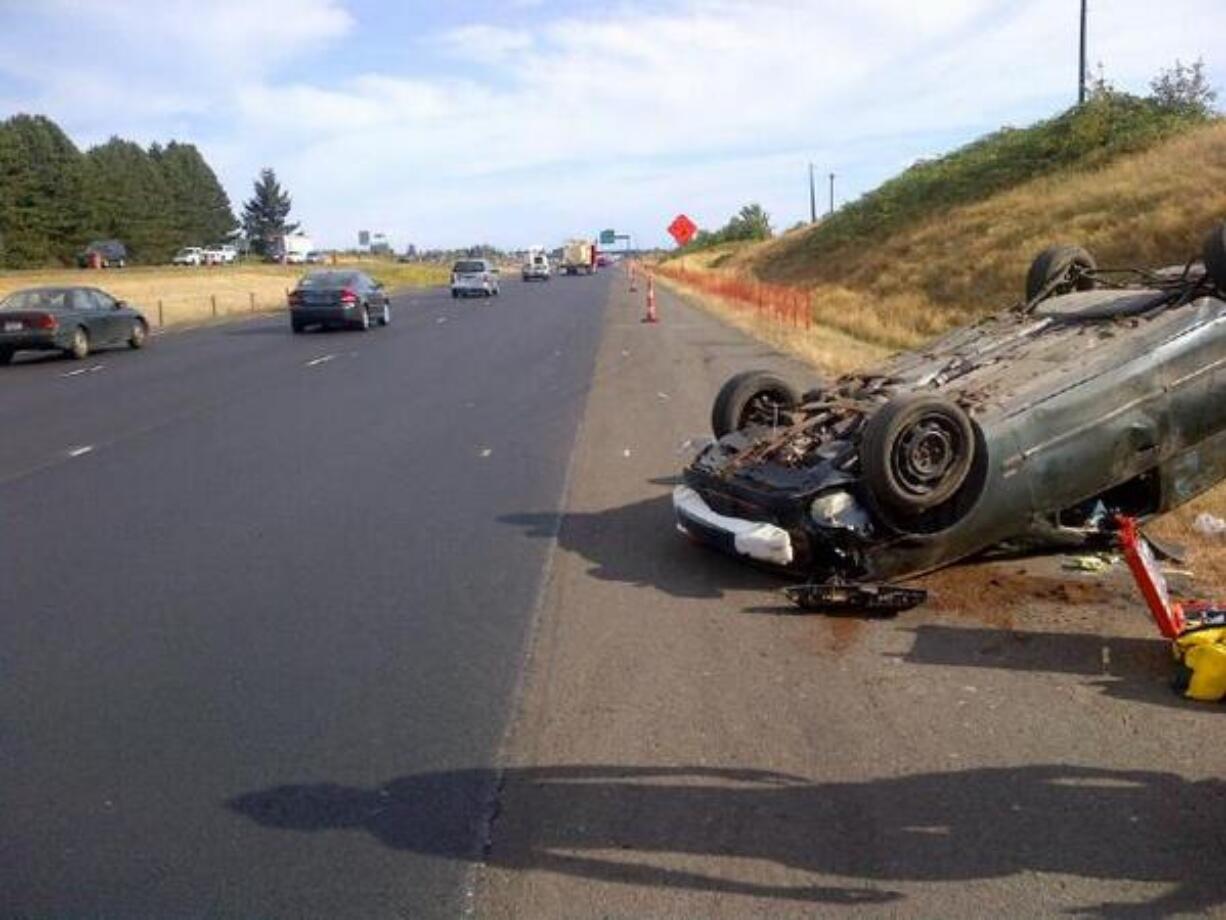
[672,485,794,567]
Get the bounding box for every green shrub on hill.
[805,91,1213,258]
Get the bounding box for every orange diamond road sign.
[667,214,697,247]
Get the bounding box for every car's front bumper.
[672,485,794,567]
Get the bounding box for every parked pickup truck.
[173,247,204,266]
[202,245,238,265]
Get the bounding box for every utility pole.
[808,163,817,223]
[828,173,835,217]
[1078,0,1088,104]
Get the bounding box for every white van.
[522,251,551,282]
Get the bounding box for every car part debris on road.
[1062,553,1118,573]
[783,581,928,613]
[1191,512,1226,537]
[1118,516,1226,702]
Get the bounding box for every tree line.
[0,114,237,268]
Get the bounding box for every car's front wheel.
[128,319,148,349]
[379,304,390,326]
[0,348,13,365]
[711,370,801,438]
[860,394,976,519]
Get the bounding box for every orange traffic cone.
[642,275,658,323]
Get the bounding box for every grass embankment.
[0,260,451,327]
[663,101,1226,358]
[735,120,1226,352]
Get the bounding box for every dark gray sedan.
[288,270,390,333]
[0,286,149,364]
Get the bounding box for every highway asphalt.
[0,274,609,917]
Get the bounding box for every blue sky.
[1,0,1223,250]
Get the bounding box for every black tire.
[710,370,800,439]
[452,290,460,299]
[1024,245,1096,302]
[0,348,13,365]
[356,306,371,331]
[860,394,976,517]
[378,304,390,327]
[67,326,89,360]
[291,319,306,334]
[128,319,148,349]
[1202,222,1226,291]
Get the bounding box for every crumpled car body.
[677,263,1226,584]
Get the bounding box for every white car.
[202,245,238,265]
[173,247,204,266]
[451,259,500,298]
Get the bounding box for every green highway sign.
[599,229,617,245]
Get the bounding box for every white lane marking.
[61,364,104,378]
[306,354,336,367]
[436,317,448,324]
[657,391,671,400]
[67,445,94,458]
[623,448,632,458]
[480,448,492,457]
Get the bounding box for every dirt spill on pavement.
[801,559,1134,658]
[917,564,1128,626]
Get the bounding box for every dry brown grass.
[723,120,1226,350]
[654,272,889,375]
[0,261,450,327]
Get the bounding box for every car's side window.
[70,290,97,312]
[91,290,116,311]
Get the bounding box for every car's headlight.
[810,490,873,536]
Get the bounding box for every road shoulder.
[475,270,1223,919]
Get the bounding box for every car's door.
[66,289,105,344]
[82,289,122,344]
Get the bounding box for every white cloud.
[439,24,535,61]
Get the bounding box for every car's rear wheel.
[67,326,89,360]
[291,319,306,333]
[357,307,371,331]
[1024,245,1096,302]
[0,348,13,365]
[711,370,801,439]
[1202,222,1226,290]
[379,304,390,326]
[860,394,976,518]
[128,319,148,349]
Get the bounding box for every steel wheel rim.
[891,414,965,497]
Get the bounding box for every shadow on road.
[229,763,1224,917]
[900,624,1215,713]
[499,493,780,601]
[224,322,292,336]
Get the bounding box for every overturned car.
[675,225,1226,590]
